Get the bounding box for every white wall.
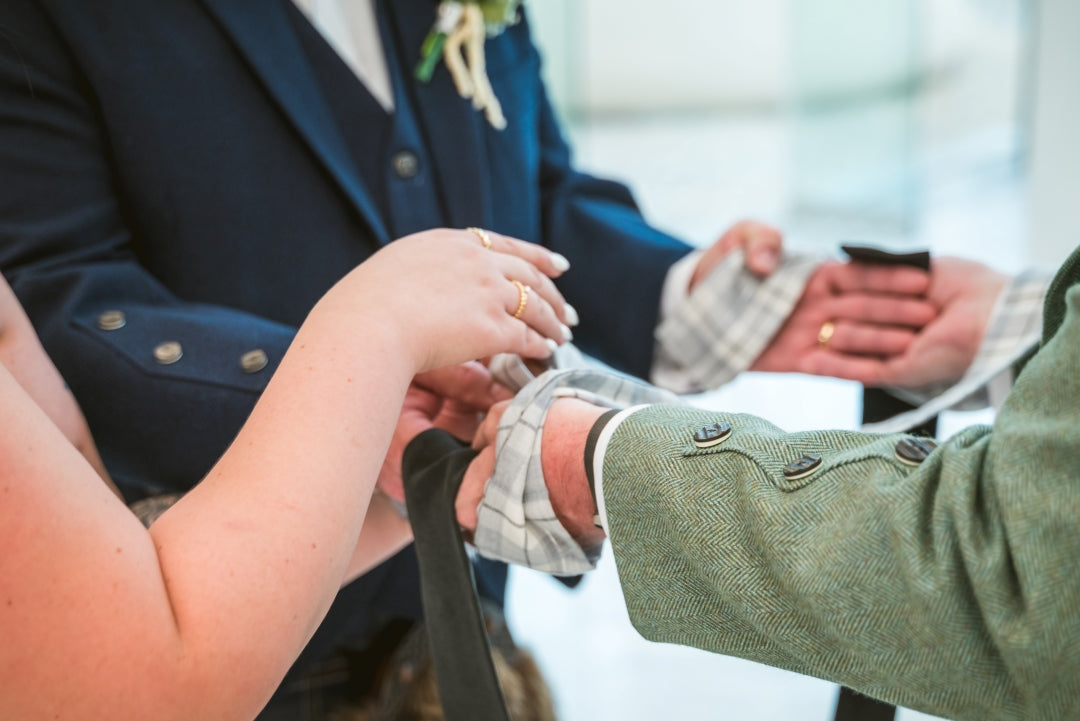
[1027,0,1080,268]
[575,0,789,113]
[528,0,996,116]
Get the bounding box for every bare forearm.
[0,229,571,719]
[0,312,412,720]
[343,493,414,583]
[0,278,115,488]
[147,311,414,714]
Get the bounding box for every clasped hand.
[381,225,1008,542]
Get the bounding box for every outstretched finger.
[496,253,574,332]
[823,261,931,297]
[821,294,937,329]
[823,321,916,357]
[502,277,571,350]
[468,228,571,279]
[487,281,564,360]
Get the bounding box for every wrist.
[542,399,608,548]
[307,289,426,379]
[314,262,439,375]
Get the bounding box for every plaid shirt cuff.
[475,365,680,576]
[652,250,820,393]
[969,268,1050,387]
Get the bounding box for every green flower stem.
[415,31,447,82]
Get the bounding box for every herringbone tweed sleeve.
[601,257,1080,721]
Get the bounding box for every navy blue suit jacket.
[0,0,690,497]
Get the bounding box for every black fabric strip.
[402,429,511,721]
[832,244,929,721]
[583,408,621,515]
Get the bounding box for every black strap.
[401,429,512,721]
[833,243,931,721]
[584,408,621,513]
[834,687,898,721]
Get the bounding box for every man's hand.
[460,398,606,550]
[751,260,938,384]
[689,220,783,292]
[869,257,1008,388]
[456,400,507,532]
[752,256,1009,388]
[376,362,511,504]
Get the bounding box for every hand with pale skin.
[376,361,514,505]
[690,219,784,291]
[0,227,575,721]
[859,257,1008,388]
[750,260,939,383]
[692,221,943,382]
[755,257,1008,388]
[381,221,780,506]
[459,397,605,547]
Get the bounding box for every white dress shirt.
[292,0,395,111]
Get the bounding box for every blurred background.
[502,1,1080,719]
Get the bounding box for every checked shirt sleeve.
[474,366,680,576]
[652,250,821,394]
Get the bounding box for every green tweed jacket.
[602,245,1080,720]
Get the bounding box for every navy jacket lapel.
[384,0,493,230]
[199,0,391,243]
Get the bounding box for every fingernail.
[545,338,559,354]
[561,324,574,342]
[564,303,580,326]
[550,252,571,272]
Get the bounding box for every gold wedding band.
[817,320,836,349]
[511,279,530,319]
[468,226,493,249]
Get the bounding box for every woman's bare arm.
[0,276,113,486]
[0,229,571,721]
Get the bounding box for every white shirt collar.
[292,0,395,112]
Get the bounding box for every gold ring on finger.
[511,280,530,320]
[468,226,493,249]
[817,320,836,349]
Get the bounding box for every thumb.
[744,227,782,277]
[457,446,494,532]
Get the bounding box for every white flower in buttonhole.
[415,0,524,130]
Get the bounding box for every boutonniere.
[415,0,524,130]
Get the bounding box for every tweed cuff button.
[692,422,733,448]
[895,437,938,466]
[784,454,823,480]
